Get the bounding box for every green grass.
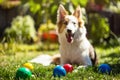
[0,43,120,80]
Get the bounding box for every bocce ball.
[63,64,73,73]
[53,65,66,77]
[98,64,111,74]
[15,67,32,79]
[23,62,34,70]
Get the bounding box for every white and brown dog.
[30,4,97,67]
[54,4,98,66]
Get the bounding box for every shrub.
[87,13,110,44]
[5,15,36,43]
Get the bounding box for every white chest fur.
[59,35,92,66]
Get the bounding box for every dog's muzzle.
[66,29,74,43]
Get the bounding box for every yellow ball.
[23,63,34,70]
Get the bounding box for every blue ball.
[98,64,111,74]
[53,65,66,77]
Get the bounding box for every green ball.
[16,67,32,79]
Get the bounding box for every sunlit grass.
[0,43,120,80]
[96,46,120,64]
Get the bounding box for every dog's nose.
[67,29,72,33]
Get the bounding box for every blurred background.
[1,1,120,79]
[0,0,120,50]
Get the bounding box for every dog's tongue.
[66,34,73,43]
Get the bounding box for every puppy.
[56,4,97,66]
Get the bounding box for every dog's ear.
[73,6,84,27]
[57,4,67,23]
[73,6,82,19]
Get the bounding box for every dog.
[54,4,98,66]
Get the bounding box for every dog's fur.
[53,4,97,66]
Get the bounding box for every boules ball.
[53,65,66,77]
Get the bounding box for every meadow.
[0,43,120,80]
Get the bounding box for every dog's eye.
[63,21,68,25]
[72,22,76,25]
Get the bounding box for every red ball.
[63,64,73,73]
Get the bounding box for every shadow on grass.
[101,52,120,58]
[110,64,120,75]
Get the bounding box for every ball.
[63,64,73,73]
[98,64,111,74]
[53,65,66,77]
[15,67,32,79]
[23,62,34,70]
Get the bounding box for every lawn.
[0,43,120,80]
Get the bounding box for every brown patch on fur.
[78,18,84,27]
[57,21,66,33]
[51,54,61,65]
[64,18,69,25]
[57,17,70,33]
